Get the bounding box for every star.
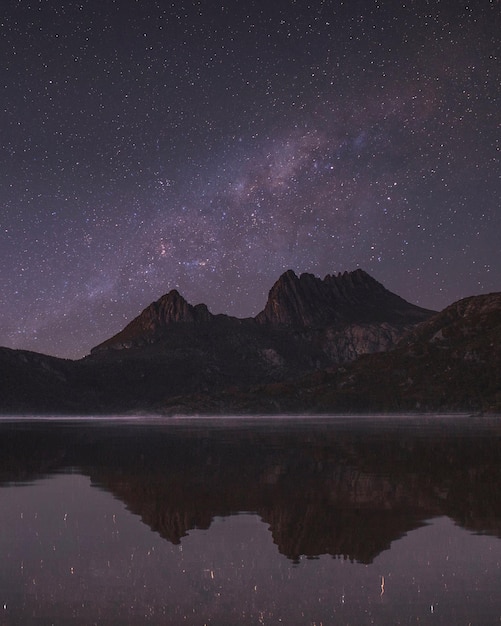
[0,0,498,358]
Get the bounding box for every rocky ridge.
[185,291,500,415]
[1,269,498,415]
[91,268,432,356]
[255,268,431,327]
[91,289,215,352]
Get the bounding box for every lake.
[1,415,501,625]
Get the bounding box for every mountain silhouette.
[1,269,499,414]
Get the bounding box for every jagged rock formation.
[326,291,501,413]
[91,268,433,359]
[255,269,431,328]
[73,268,435,413]
[92,289,214,352]
[198,291,500,415]
[320,322,403,361]
[2,269,499,415]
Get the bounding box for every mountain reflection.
[1,416,501,564]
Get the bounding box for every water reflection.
[1,415,501,624]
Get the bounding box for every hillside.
[2,270,499,415]
[175,292,500,415]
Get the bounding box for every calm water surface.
[1,415,501,625]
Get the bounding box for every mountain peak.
[91,268,435,354]
[255,268,433,327]
[91,289,212,353]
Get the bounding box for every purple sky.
[1,0,499,358]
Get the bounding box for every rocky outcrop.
[320,322,404,362]
[401,291,501,351]
[91,289,214,352]
[69,269,437,413]
[5,270,497,416]
[255,269,433,328]
[90,269,434,362]
[253,291,501,414]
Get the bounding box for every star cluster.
[1,0,499,358]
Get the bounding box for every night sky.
[1,0,499,359]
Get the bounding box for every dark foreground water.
[1,415,501,625]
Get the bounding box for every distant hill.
[2,269,499,415]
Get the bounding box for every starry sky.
[1,0,499,359]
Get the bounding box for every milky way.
[1,0,499,359]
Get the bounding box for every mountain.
[185,291,500,415]
[91,268,432,355]
[255,268,431,327]
[316,290,501,413]
[70,269,433,412]
[91,289,215,352]
[3,269,499,415]
[0,347,94,414]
